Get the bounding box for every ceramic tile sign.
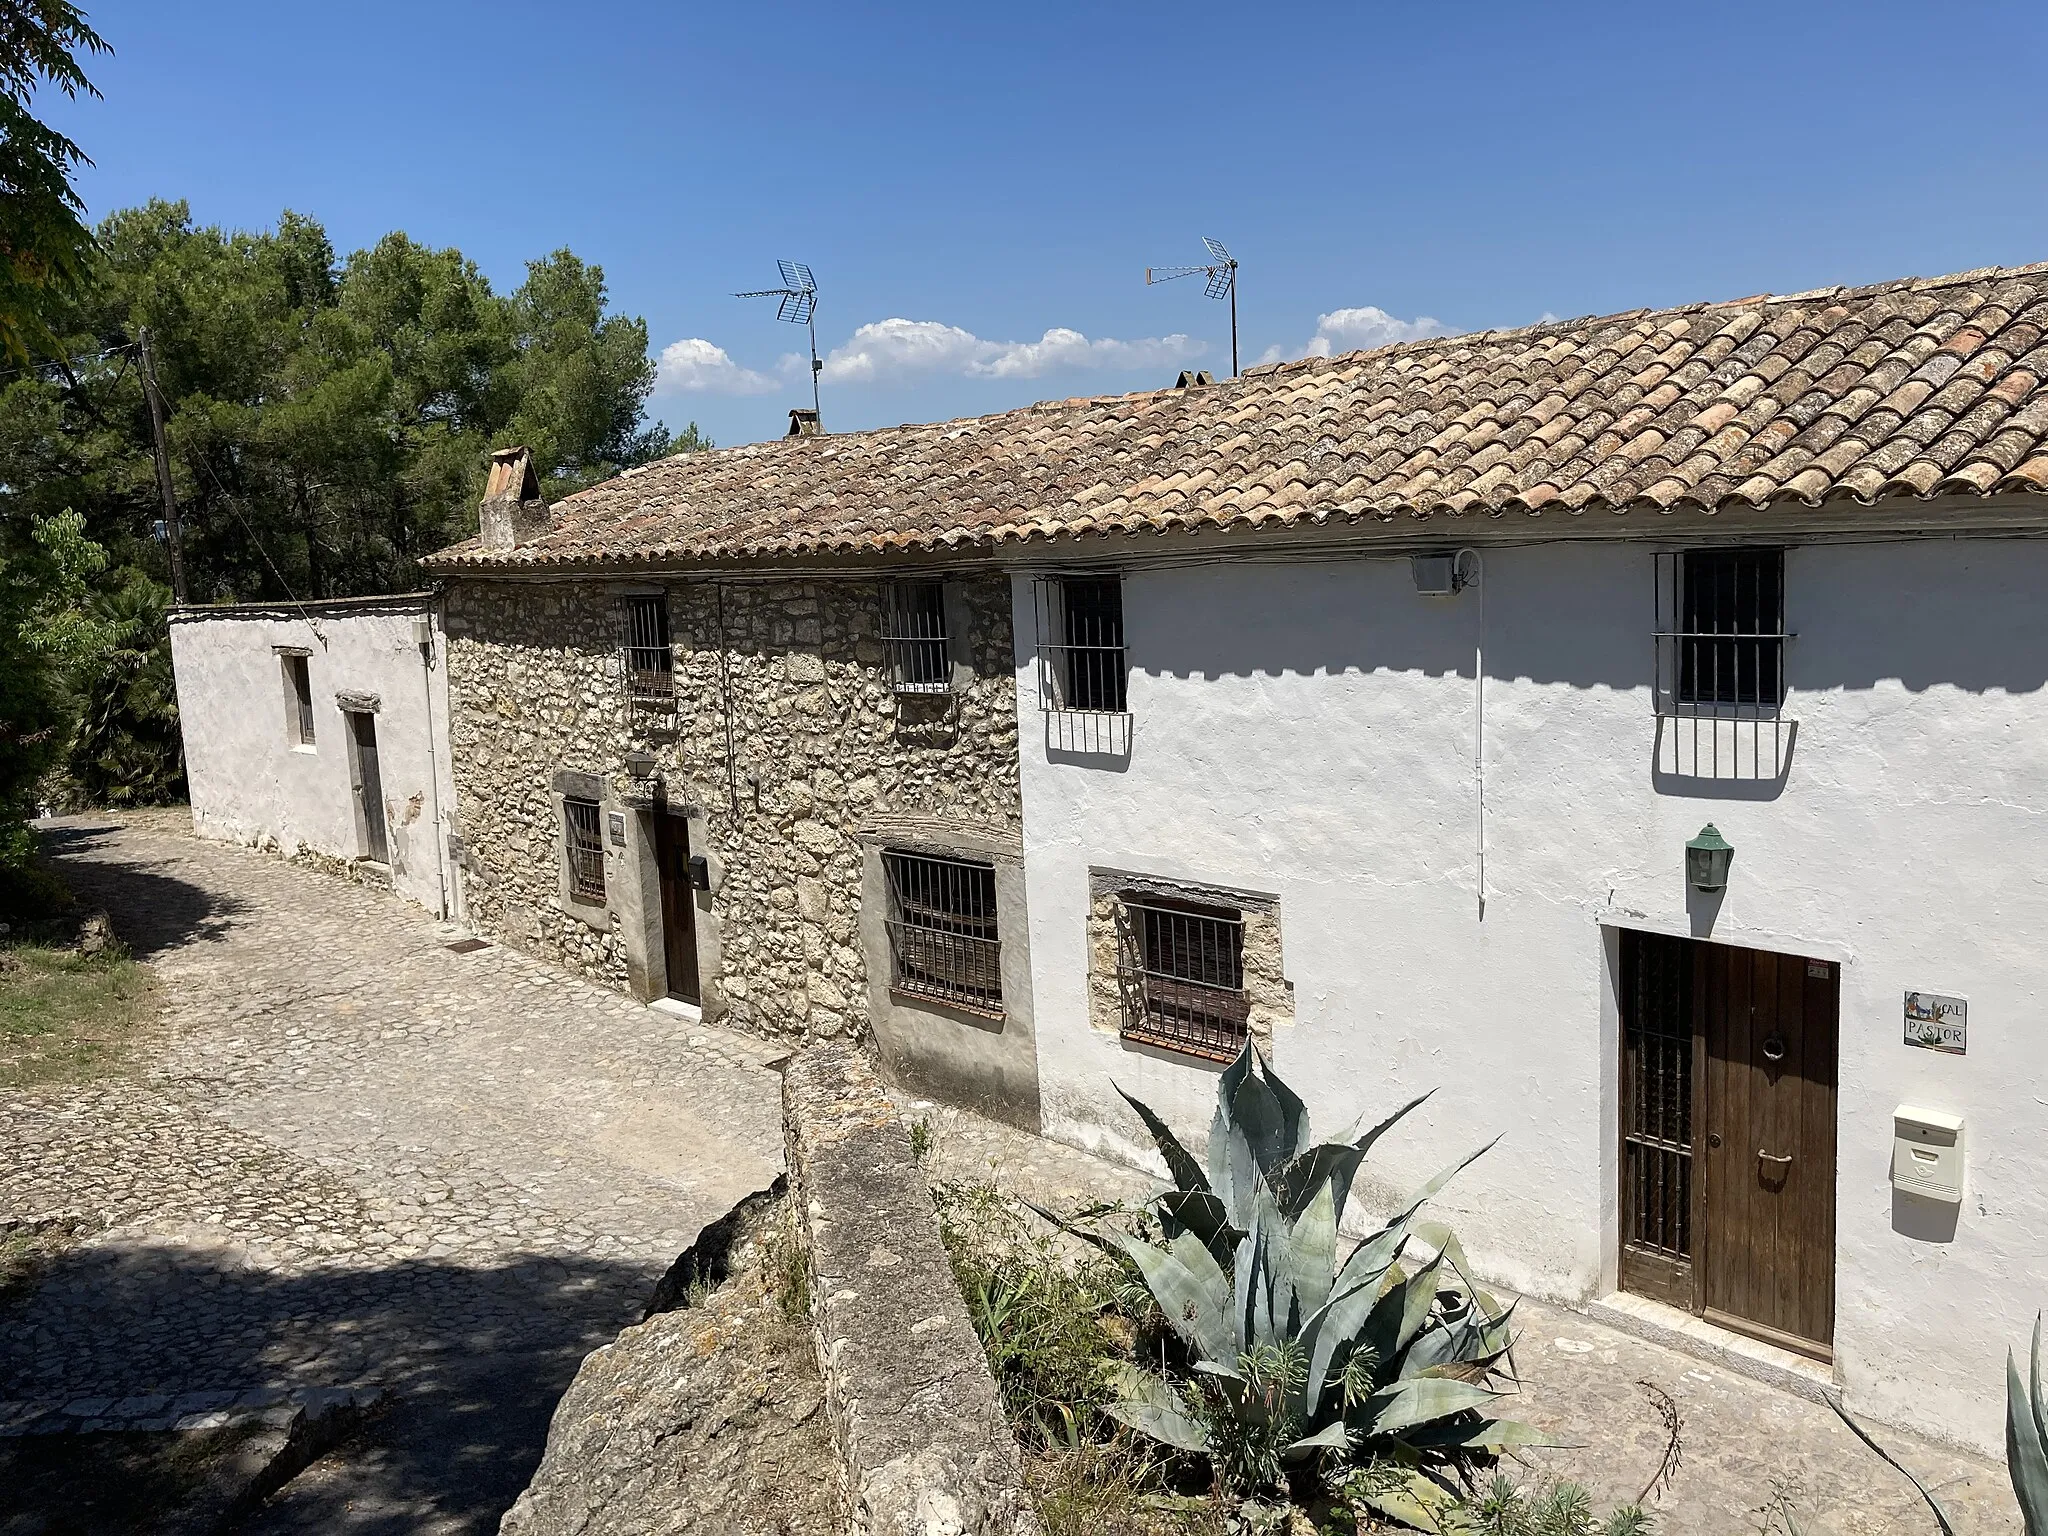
[1904,991,1966,1055]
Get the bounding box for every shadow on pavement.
[38,820,246,959]
[1,1239,660,1536]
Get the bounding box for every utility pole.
[138,327,187,603]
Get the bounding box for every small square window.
[882,849,1002,1014]
[881,581,949,694]
[283,654,315,746]
[1675,549,1783,708]
[622,595,673,705]
[1034,576,1126,713]
[1116,896,1247,1061]
[564,798,606,902]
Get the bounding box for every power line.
[0,341,136,386]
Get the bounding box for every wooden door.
[1619,931,1837,1358]
[1701,944,1838,1357]
[654,812,700,1004]
[348,711,389,865]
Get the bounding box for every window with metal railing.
[1115,896,1247,1061]
[564,797,606,902]
[882,849,1003,1014]
[1654,548,1789,779]
[283,653,315,746]
[880,581,949,694]
[621,594,674,708]
[1033,575,1126,713]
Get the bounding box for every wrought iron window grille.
[882,849,1003,1015]
[1623,933,1694,1269]
[880,581,950,695]
[284,654,316,746]
[1115,897,1248,1062]
[1653,549,1791,779]
[564,797,606,902]
[1032,575,1130,754]
[620,594,675,711]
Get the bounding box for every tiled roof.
[427,261,2048,569]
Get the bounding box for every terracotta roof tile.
[426,261,2048,569]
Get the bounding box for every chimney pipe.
[478,446,551,550]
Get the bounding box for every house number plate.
[1904,992,1966,1055]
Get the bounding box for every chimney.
[1172,369,1216,390]
[478,446,550,550]
[787,408,824,438]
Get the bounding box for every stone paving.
[3,811,786,1534]
[902,1096,2024,1536]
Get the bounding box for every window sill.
[290,743,317,755]
[1117,1023,1246,1065]
[889,985,1005,1023]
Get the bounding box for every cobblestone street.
[3,812,786,1533]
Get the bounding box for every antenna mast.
[736,260,822,416]
[1145,237,1239,378]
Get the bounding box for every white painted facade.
[168,595,457,918]
[1011,518,2048,1455]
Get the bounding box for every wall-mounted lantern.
[1687,823,1734,892]
[622,749,657,780]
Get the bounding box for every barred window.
[883,850,1002,1014]
[283,653,315,745]
[1034,576,1126,713]
[881,581,949,694]
[1116,897,1247,1062]
[1653,548,1790,780]
[623,594,673,705]
[564,797,606,902]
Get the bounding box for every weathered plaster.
[1013,536,2048,1455]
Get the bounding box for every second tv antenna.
[1146,237,1239,378]
[736,259,822,416]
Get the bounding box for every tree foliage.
[0,0,110,364]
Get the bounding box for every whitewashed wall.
[1012,531,2048,1454]
[169,598,456,918]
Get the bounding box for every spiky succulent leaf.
[1354,1467,1460,1533]
[1282,1419,1352,1460]
[1356,1375,1501,1437]
[1304,1268,1400,1414]
[1396,1251,1450,1354]
[1395,1414,1553,1451]
[1208,1043,1256,1196]
[1261,1051,1313,1162]
[1279,1176,1340,1327]
[1104,1363,1209,1453]
[2010,1315,2048,1534]
[1116,1084,1209,1194]
[1156,1188,1241,1271]
[1104,1226,1237,1366]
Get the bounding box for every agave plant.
[2014,1316,2048,1535]
[1042,1043,1536,1516]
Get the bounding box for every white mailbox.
[1892,1106,1965,1202]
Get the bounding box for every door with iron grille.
[1618,930,1837,1356]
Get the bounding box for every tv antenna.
[1146,237,1239,378]
[735,259,822,415]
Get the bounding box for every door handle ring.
[1757,1150,1792,1165]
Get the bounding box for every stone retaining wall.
[783,1044,1039,1536]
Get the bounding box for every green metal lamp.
[1686,824,1734,892]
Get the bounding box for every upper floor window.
[563,797,606,902]
[282,652,315,746]
[1671,549,1784,709]
[1115,895,1248,1062]
[881,581,949,694]
[1033,575,1126,713]
[882,849,1003,1014]
[622,594,673,707]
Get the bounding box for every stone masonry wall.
[442,573,1022,1047]
[1085,869,1291,1053]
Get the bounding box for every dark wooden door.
[348,711,389,865]
[1701,943,1837,1356]
[654,812,700,1004]
[1619,931,1837,1358]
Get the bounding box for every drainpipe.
[416,610,450,920]
[1455,549,1485,921]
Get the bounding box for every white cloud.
[653,337,780,396]
[820,318,1204,385]
[1257,305,1449,366]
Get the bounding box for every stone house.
[424,261,2048,1455]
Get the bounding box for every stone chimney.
[787,408,824,438]
[478,446,550,551]
[1172,369,1216,390]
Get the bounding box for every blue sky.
[44,0,2048,449]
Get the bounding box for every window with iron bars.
[880,581,949,694]
[1033,575,1126,714]
[1653,548,1789,779]
[882,850,1003,1014]
[563,797,606,902]
[621,594,674,708]
[283,653,315,746]
[1115,896,1247,1062]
